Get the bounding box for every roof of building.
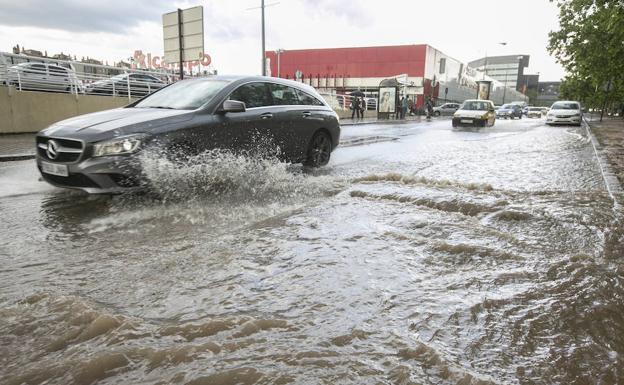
[468,55,530,68]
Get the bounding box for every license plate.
[460,119,473,123]
[41,161,68,177]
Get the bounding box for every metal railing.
[320,92,378,111]
[0,52,177,101]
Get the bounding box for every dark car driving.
[496,104,523,119]
[36,76,341,194]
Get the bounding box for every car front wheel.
[304,131,332,167]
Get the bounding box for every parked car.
[432,102,460,116]
[496,104,523,119]
[36,76,341,194]
[546,101,582,126]
[85,73,166,97]
[452,99,496,128]
[527,107,543,118]
[7,62,83,93]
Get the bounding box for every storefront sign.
[132,50,211,71]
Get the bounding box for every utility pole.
[261,0,265,76]
[247,2,279,76]
[177,8,183,80]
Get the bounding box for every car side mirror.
[222,100,246,113]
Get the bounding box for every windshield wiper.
[146,106,176,109]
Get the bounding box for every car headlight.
[572,113,581,117]
[93,135,144,157]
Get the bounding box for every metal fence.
[0,52,177,101]
[319,92,377,112]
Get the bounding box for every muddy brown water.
[1,120,623,384]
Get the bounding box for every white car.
[452,99,496,128]
[527,107,543,118]
[433,102,461,116]
[7,62,84,93]
[546,101,582,126]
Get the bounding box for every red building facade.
[265,45,427,80]
[265,44,527,107]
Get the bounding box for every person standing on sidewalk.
[351,97,361,119]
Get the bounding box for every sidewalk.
[340,114,427,126]
[0,134,36,162]
[586,117,624,190]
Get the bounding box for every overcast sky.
[0,0,565,81]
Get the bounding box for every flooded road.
[1,118,623,384]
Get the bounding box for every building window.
[439,58,446,74]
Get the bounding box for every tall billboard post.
[163,6,204,80]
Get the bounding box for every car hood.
[550,109,579,115]
[41,107,194,141]
[455,110,488,118]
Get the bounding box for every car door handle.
[302,111,312,117]
[260,112,273,119]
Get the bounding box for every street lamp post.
[481,42,507,80]
[275,48,284,78]
[502,69,509,105]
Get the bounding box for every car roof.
[190,75,320,94]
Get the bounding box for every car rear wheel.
[304,131,332,167]
[434,111,441,116]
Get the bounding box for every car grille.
[39,170,99,188]
[556,115,571,118]
[37,137,84,163]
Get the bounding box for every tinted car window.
[229,82,271,108]
[270,84,300,105]
[295,88,324,106]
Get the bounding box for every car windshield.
[501,104,513,109]
[461,101,490,111]
[529,107,541,111]
[134,79,230,110]
[551,102,579,110]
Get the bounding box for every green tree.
[548,0,624,112]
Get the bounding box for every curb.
[341,116,451,126]
[583,118,623,207]
[0,154,36,162]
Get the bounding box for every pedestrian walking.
[425,96,434,120]
[401,96,409,119]
[360,97,366,119]
[408,97,415,116]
